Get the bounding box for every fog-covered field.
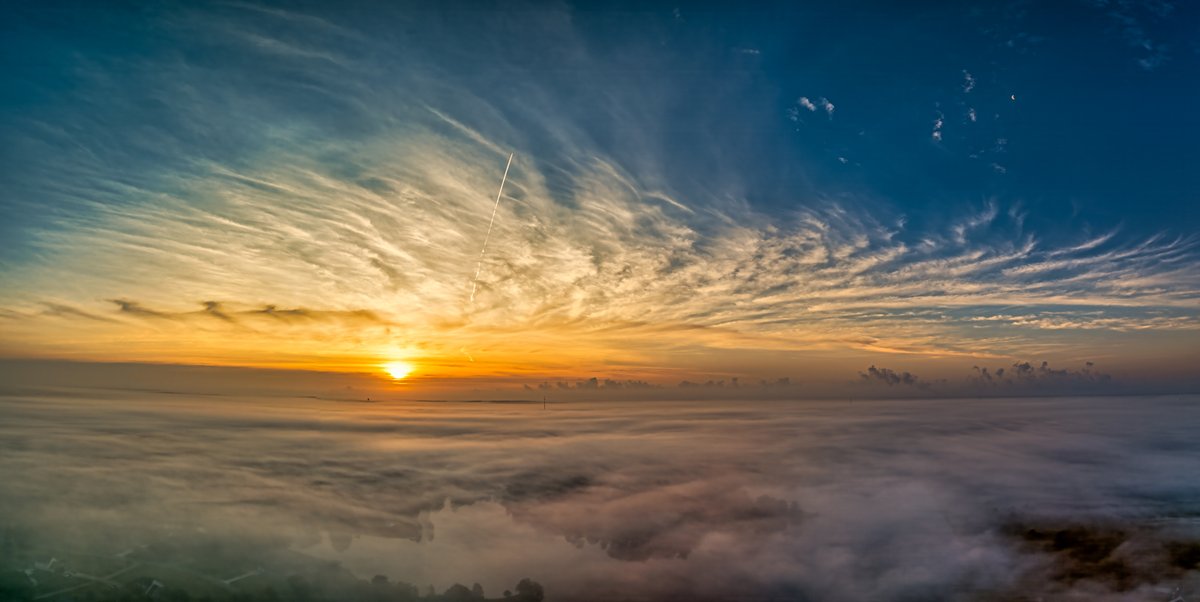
[1,390,1198,601]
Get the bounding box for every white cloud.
[950,202,997,243]
[791,96,832,121]
[1049,229,1119,256]
[818,97,835,116]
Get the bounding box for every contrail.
[470,152,514,302]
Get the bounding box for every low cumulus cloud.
[860,364,924,387]
[518,377,803,400]
[972,360,1112,387]
[857,361,1124,397]
[525,378,658,392]
[678,376,785,389]
[2,388,1198,600]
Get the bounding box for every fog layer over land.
[2,390,1198,600]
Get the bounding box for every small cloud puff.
[788,96,832,122]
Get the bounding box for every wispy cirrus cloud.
[1087,0,1175,70]
[0,3,1196,384]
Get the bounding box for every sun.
[382,361,413,380]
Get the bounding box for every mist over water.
[2,390,1199,600]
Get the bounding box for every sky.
[1,1,1198,396]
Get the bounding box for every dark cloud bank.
[1,389,1198,601]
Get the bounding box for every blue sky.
[6,1,1197,237]
[1,1,1197,391]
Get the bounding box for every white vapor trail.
[470,152,514,303]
